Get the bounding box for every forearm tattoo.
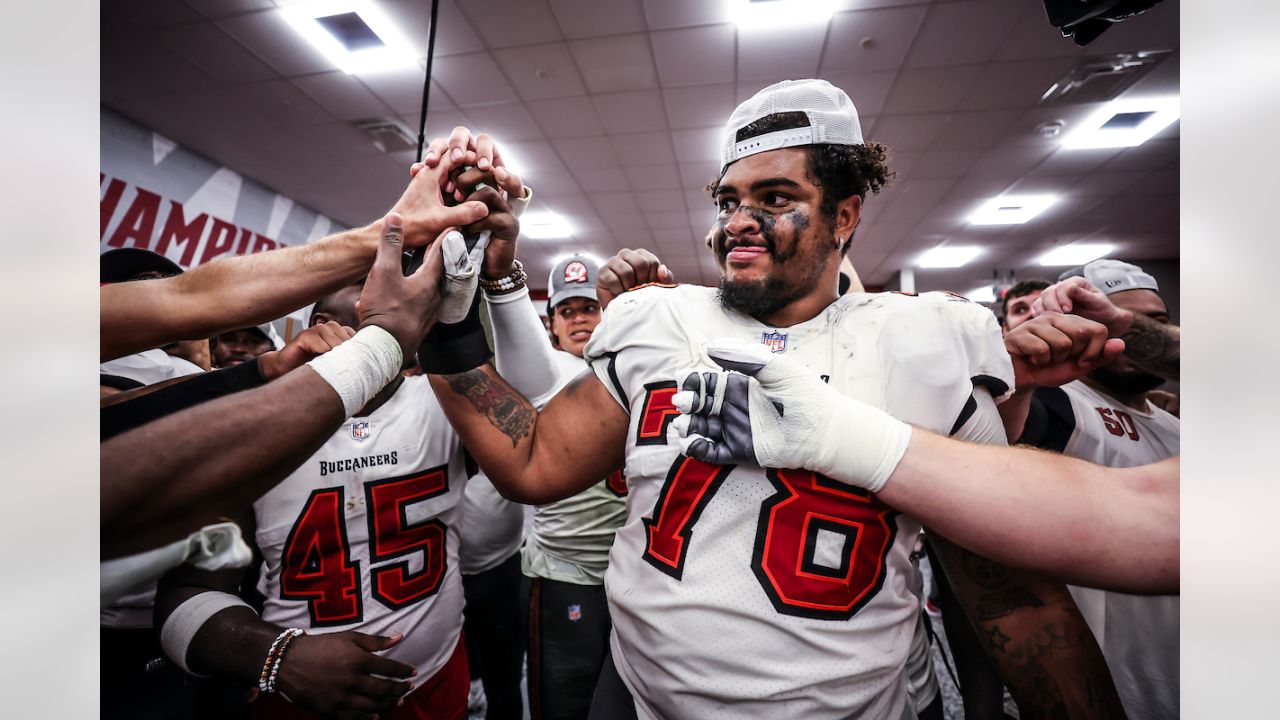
[443,369,534,448]
[1121,313,1180,381]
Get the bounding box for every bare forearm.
[883,432,1178,593]
[428,366,623,503]
[102,366,345,557]
[1121,312,1179,380]
[930,540,1126,719]
[101,225,379,361]
[997,388,1033,443]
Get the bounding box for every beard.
[1089,364,1166,397]
[714,209,827,320]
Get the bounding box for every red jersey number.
[279,466,451,626]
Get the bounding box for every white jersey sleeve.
[582,284,697,411]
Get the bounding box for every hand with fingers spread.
[387,152,489,249]
[1004,312,1125,389]
[597,248,675,309]
[258,321,357,380]
[670,340,912,493]
[1031,276,1133,336]
[274,630,416,719]
[357,212,449,359]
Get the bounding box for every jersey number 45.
[279,466,450,627]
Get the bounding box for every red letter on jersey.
[280,488,363,627]
[636,381,680,446]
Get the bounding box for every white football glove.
[437,229,491,324]
[671,339,912,493]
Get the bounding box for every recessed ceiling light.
[918,245,981,268]
[1037,243,1114,266]
[522,211,573,240]
[732,0,837,31]
[1062,96,1179,149]
[281,1,418,75]
[965,285,996,304]
[968,195,1058,225]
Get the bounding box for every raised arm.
[428,366,627,504]
[101,159,487,361]
[103,214,447,557]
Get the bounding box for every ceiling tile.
[592,90,668,133]
[115,0,203,28]
[672,127,724,164]
[496,139,565,173]
[215,11,335,77]
[635,189,687,212]
[903,0,1023,68]
[161,22,278,84]
[663,83,735,130]
[958,58,1078,112]
[820,6,928,74]
[550,0,648,37]
[458,0,563,48]
[102,34,216,101]
[927,110,1021,151]
[359,71,454,115]
[522,167,583,196]
[463,102,546,142]
[903,149,985,179]
[570,33,659,93]
[590,191,641,215]
[736,23,826,81]
[611,131,676,166]
[432,52,518,106]
[652,25,736,87]
[1069,170,1146,198]
[869,114,950,151]
[1027,147,1123,177]
[185,0,274,19]
[648,210,692,231]
[641,0,732,30]
[527,95,606,138]
[382,0,485,57]
[553,137,621,169]
[965,144,1056,178]
[881,65,983,114]
[239,78,333,126]
[493,43,588,101]
[624,164,679,190]
[571,166,632,192]
[825,70,899,117]
[1097,139,1179,173]
[292,72,393,122]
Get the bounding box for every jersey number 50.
[637,383,897,621]
[279,466,450,627]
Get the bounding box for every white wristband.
[811,399,913,494]
[306,325,403,417]
[161,592,255,675]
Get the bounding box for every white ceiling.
[102,0,1180,294]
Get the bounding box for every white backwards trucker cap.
[721,79,864,172]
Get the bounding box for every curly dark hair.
[708,111,895,218]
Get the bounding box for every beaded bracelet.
[479,259,526,294]
[258,628,304,693]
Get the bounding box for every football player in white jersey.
[425,81,1123,720]
[1002,262,1180,720]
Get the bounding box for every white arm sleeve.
[486,286,562,407]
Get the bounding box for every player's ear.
[833,195,861,251]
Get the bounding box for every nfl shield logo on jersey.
[351,421,371,442]
[567,604,582,622]
[760,331,788,353]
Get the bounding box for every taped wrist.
[805,396,912,493]
[306,325,402,417]
[160,592,255,675]
[418,290,492,375]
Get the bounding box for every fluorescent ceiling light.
[281,1,419,75]
[917,245,981,268]
[1062,96,1179,149]
[732,0,837,31]
[965,285,996,304]
[968,195,1058,226]
[522,211,573,240]
[1037,243,1114,266]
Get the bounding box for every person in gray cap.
[427,80,1122,720]
[1003,258,1180,720]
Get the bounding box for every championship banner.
[100,108,344,269]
